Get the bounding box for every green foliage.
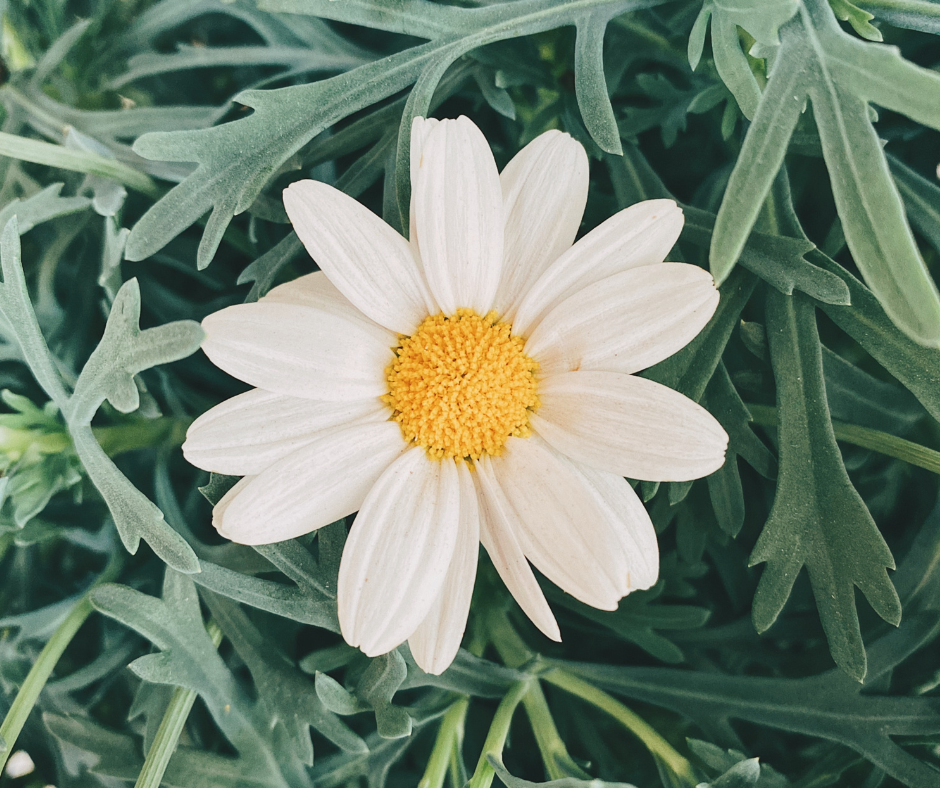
[2,0,940,786]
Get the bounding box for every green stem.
[0,554,123,769]
[0,130,160,198]
[544,669,697,787]
[466,681,530,788]
[134,620,224,788]
[418,698,470,788]
[747,403,940,475]
[486,610,582,781]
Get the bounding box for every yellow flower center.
[382,309,540,460]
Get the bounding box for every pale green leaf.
[751,291,900,680]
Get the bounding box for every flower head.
[183,116,728,674]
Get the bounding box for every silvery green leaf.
[752,291,900,680]
[489,756,639,787]
[126,0,665,268]
[0,219,200,571]
[711,0,940,346]
[688,0,798,118]
[202,590,367,763]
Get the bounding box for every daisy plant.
[2,1,940,788]
[183,117,728,673]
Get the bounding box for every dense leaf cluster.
[0,0,939,787]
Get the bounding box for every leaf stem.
[486,610,586,780]
[133,619,224,788]
[543,669,697,786]
[466,680,530,788]
[747,403,940,475]
[0,553,123,770]
[418,697,469,788]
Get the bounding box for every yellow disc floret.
[383,309,539,460]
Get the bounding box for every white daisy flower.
[183,116,728,675]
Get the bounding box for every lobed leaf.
[751,290,900,680]
[711,0,940,346]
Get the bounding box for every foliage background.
[0,0,940,786]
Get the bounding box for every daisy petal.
[262,270,378,322]
[409,461,480,674]
[183,389,387,476]
[496,130,589,318]
[413,116,503,315]
[512,199,683,336]
[491,436,628,609]
[339,449,461,657]
[215,422,406,545]
[475,455,561,642]
[283,180,432,334]
[524,263,719,377]
[531,371,728,482]
[411,116,441,189]
[211,475,254,533]
[572,463,659,591]
[202,300,395,401]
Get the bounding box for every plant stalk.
[133,619,224,788]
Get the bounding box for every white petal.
[283,180,433,334]
[475,455,561,642]
[339,449,461,656]
[263,270,375,321]
[215,422,406,545]
[531,371,728,481]
[201,301,394,401]
[411,116,441,188]
[211,475,254,533]
[524,263,719,377]
[490,435,628,609]
[413,116,503,315]
[512,200,683,336]
[571,463,659,591]
[408,117,442,302]
[409,461,480,674]
[183,388,388,476]
[496,131,589,318]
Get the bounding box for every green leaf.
[684,205,849,305]
[201,590,367,764]
[401,647,524,697]
[108,45,369,90]
[191,559,338,628]
[889,153,940,255]
[0,183,91,232]
[830,0,883,40]
[0,219,200,571]
[711,0,940,346]
[91,571,290,782]
[126,0,663,268]
[691,0,799,119]
[0,132,160,197]
[355,651,413,739]
[706,759,761,788]
[68,279,204,421]
[560,622,940,788]
[813,254,940,424]
[488,755,639,787]
[704,365,777,537]
[751,290,900,680]
[548,582,710,664]
[575,11,623,155]
[43,714,272,788]
[854,0,940,33]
